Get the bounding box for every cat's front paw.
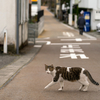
[44,86,48,89]
[58,88,63,91]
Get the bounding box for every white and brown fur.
[45,64,99,92]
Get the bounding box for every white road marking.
[61,45,80,49]
[60,54,89,59]
[61,49,84,53]
[59,44,89,59]
[34,45,42,48]
[57,36,72,38]
[47,43,90,45]
[36,41,50,43]
[46,41,51,45]
[66,32,71,37]
[36,40,51,45]
[44,37,50,39]
[76,38,82,41]
[61,38,96,41]
[62,32,74,37]
[61,23,97,39]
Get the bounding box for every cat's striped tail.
[84,70,99,86]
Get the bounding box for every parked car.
[96,23,100,32]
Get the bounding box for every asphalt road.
[0,6,100,100]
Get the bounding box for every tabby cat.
[44,64,99,92]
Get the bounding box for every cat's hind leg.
[79,79,89,92]
[79,85,85,91]
[79,70,89,92]
[58,81,64,91]
[82,81,89,92]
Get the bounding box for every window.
[95,10,100,20]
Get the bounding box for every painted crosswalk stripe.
[63,32,74,37]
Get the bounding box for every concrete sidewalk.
[0,43,43,89]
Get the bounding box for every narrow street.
[0,6,100,100]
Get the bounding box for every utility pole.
[16,0,19,54]
[59,0,62,20]
[70,0,73,14]
[54,0,56,16]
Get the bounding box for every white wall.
[90,10,100,30]
[0,0,16,44]
[79,0,100,10]
[79,0,89,8]
[18,0,29,47]
[79,0,95,9]
[0,0,29,51]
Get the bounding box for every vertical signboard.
[32,0,38,4]
[31,0,38,16]
[84,12,91,32]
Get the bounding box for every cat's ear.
[45,64,47,67]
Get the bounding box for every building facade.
[0,0,29,52]
[78,0,100,30]
[73,0,100,30]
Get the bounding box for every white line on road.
[36,41,51,45]
[61,38,96,41]
[57,36,73,38]
[46,41,51,45]
[34,45,42,48]
[43,37,50,39]
[47,43,90,45]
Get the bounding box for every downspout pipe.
[16,0,19,54]
[70,0,73,14]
